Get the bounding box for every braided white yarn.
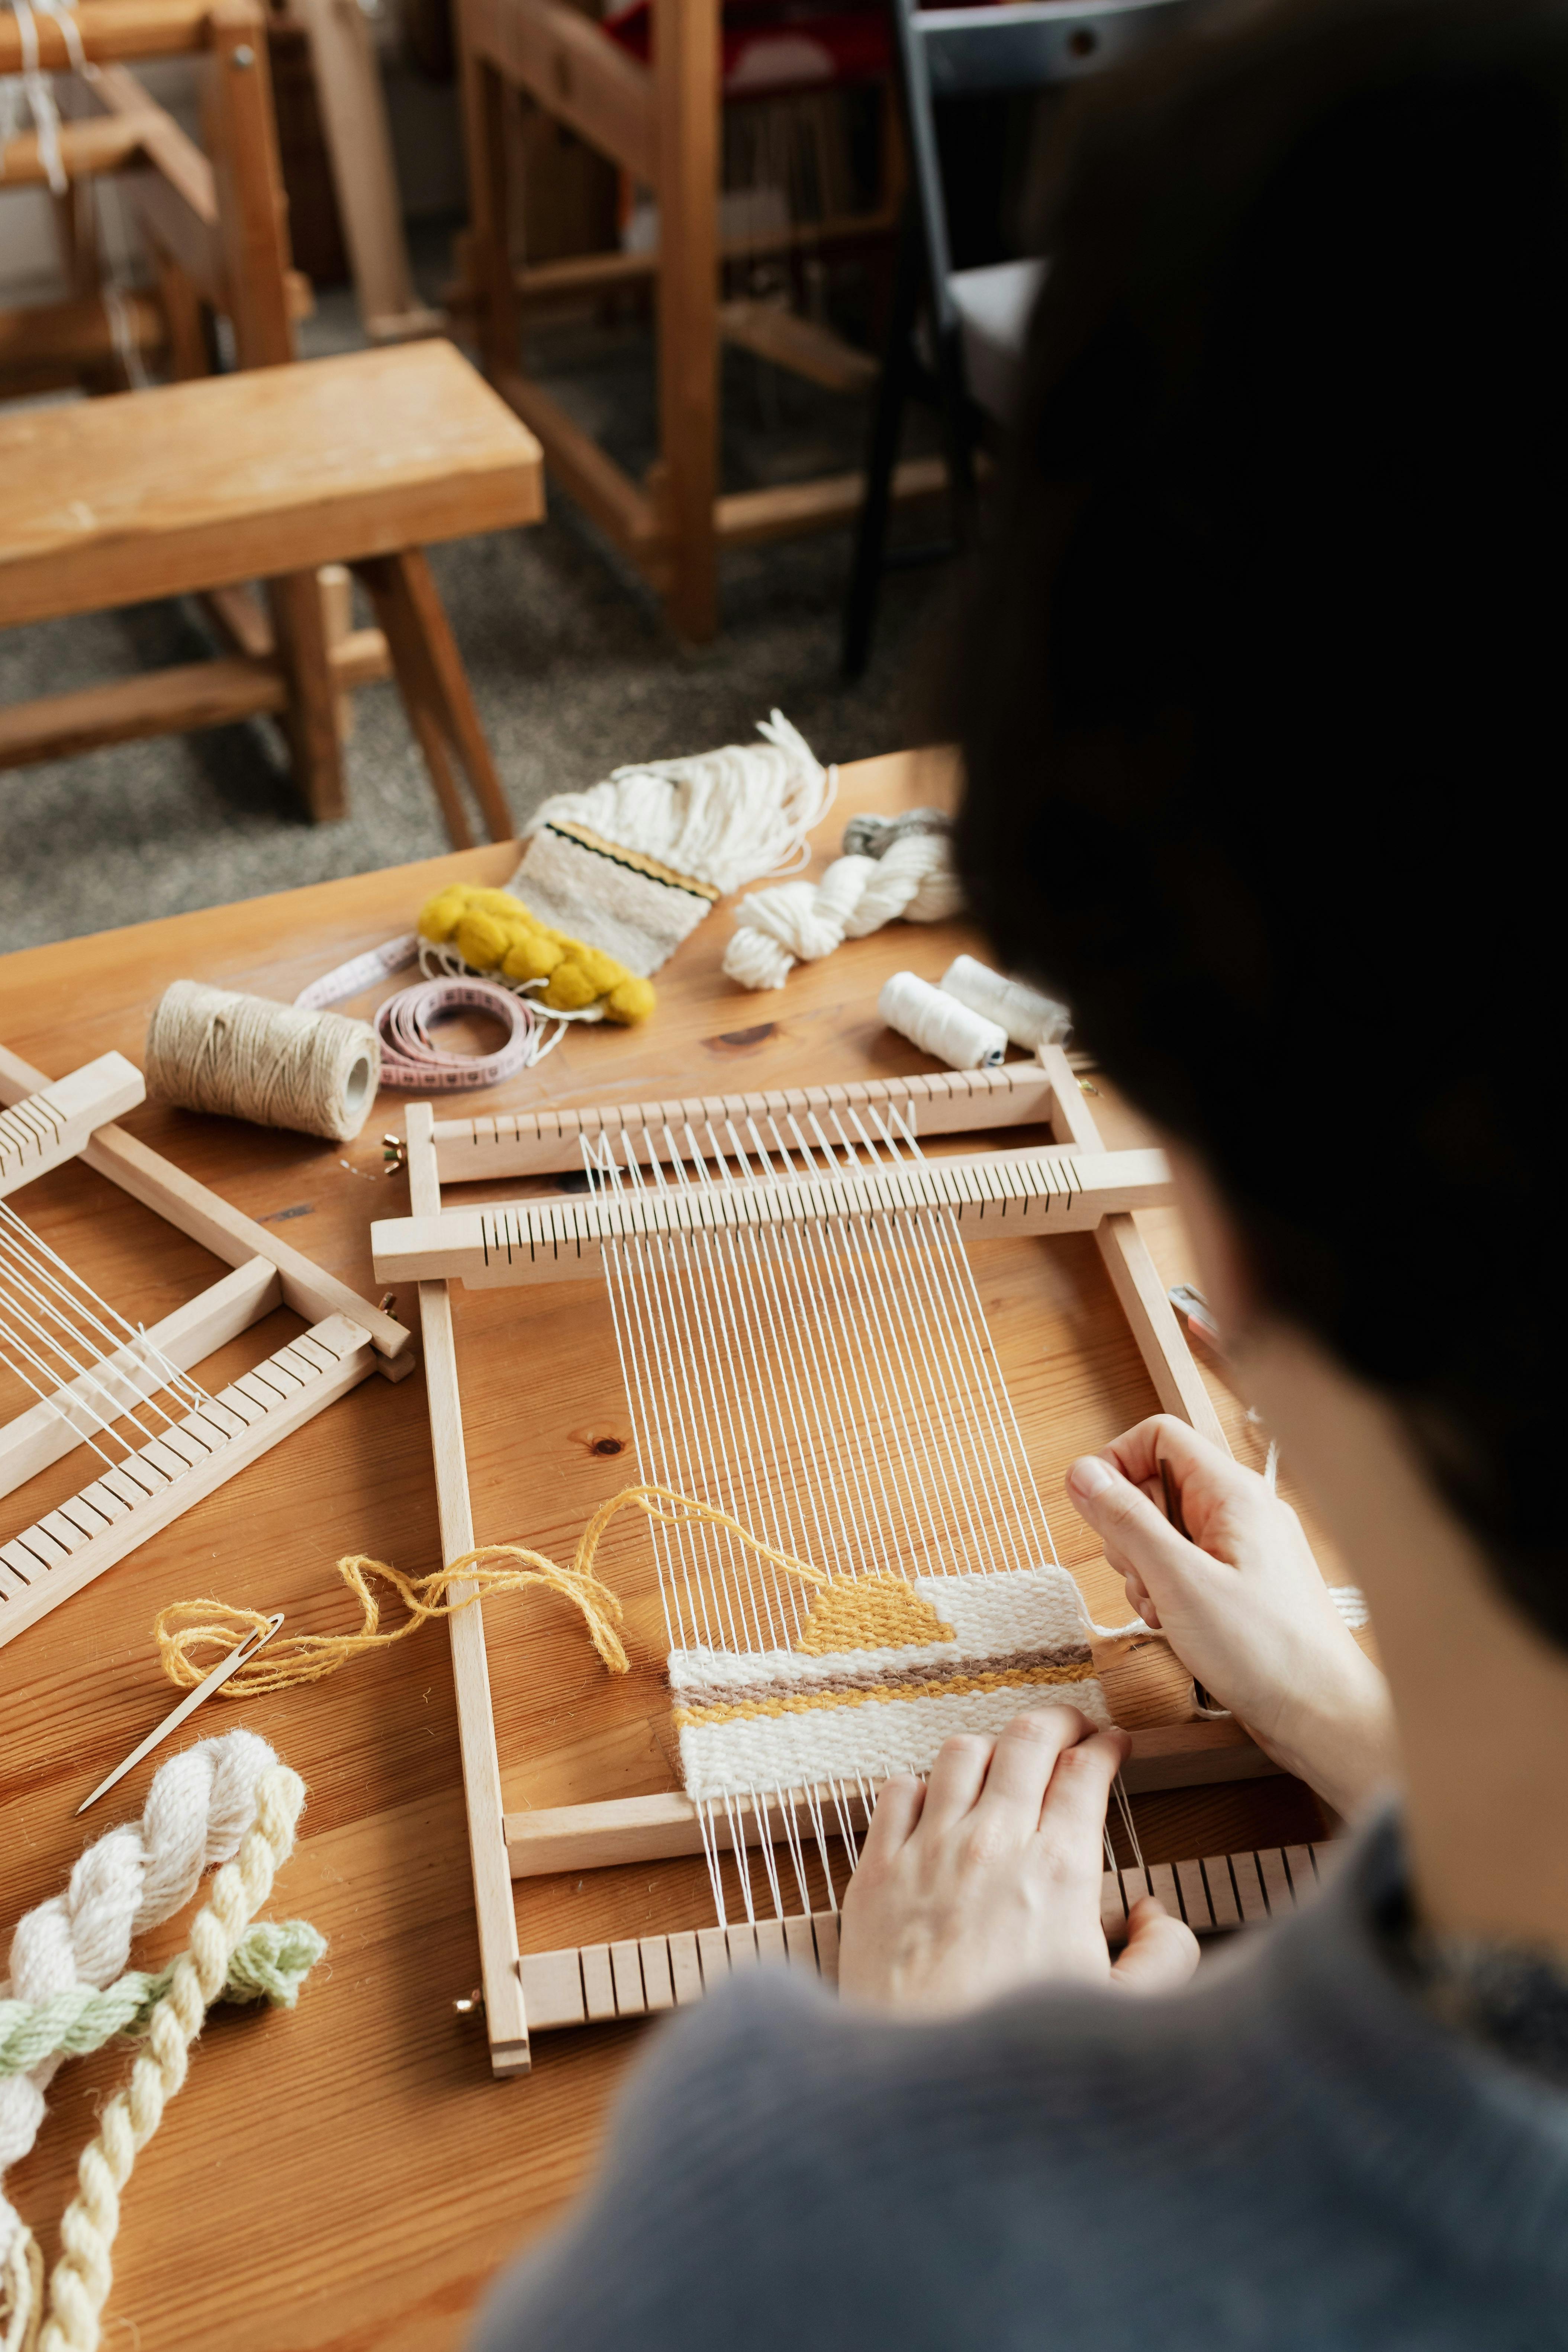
[723,831,963,992]
[524,711,837,897]
[0,1730,277,2292]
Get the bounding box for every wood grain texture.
[0,342,545,627]
[0,748,1335,2352]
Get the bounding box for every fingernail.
[1069,1455,1116,1500]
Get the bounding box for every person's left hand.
[838,1708,1200,2016]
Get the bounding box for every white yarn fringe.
[0,1729,279,2303]
[525,712,837,898]
[724,831,961,992]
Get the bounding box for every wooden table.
[0,749,1333,2352]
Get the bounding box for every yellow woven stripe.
[672,1657,1097,1729]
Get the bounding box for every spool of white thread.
[145,979,380,1143]
[939,954,1071,1051]
[879,971,1007,1071]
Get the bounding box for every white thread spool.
[940,954,1072,1051]
[145,979,380,1143]
[879,971,1007,1071]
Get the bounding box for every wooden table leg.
[266,569,346,822]
[353,548,513,848]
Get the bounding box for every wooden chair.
[454,0,917,643]
[0,341,545,847]
[840,0,1202,678]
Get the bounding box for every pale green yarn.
[0,1919,326,2075]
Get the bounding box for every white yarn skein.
[879,972,1007,1071]
[526,711,837,897]
[940,954,1072,1052]
[724,831,962,992]
[0,1729,277,2280]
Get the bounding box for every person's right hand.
[1066,1416,1395,1817]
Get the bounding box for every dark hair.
[957,0,1568,1637]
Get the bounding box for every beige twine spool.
[145,979,381,1143]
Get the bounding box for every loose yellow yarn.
[417,883,656,1024]
[153,1486,834,1699]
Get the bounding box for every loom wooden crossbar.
[383,1044,1258,2077]
[516,1839,1334,2034]
[0,1039,412,1647]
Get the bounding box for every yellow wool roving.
[416,884,656,1024]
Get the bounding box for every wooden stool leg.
[318,564,356,744]
[266,571,346,821]
[354,549,513,848]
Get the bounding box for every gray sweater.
[478,1819,1568,2349]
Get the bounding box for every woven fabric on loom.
[669,1566,1110,1801]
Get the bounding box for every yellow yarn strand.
[153,1485,833,1699]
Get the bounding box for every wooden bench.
[0,340,545,845]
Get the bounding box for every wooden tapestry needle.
[76,1610,284,1816]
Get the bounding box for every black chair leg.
[842,201,925,680]
[932,321,979,551]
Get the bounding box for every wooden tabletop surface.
[0,748,1334,2352]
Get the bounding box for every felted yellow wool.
[416,884,655,1024]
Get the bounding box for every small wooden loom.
[374,1046,1290,2078]
[0,1039,412,1647]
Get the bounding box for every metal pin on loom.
[76,1611,285,1815]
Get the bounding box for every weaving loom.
[374,1047,1301,2077]
[0,1040,412,1646]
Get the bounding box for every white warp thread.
[724,832,962,991]
[0,1729,277,2275]
[522,711,837,898]
[879,971,1006,1070]
[940,955,1071,1052]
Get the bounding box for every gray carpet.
[0,274,961,953]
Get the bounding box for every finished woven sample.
[670,1565,1108,1801]
[510,711,834,979]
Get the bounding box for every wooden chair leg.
[149,244,210,382]
[843,196,924,680]
[266,570,346,821]
[354,548,513,848]
[654,0,719,644]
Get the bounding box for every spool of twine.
[145,979,381,1143]
[878,971,1007,1071]
[940,953,1071,1052]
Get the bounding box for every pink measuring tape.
[373,978,564,1092]
[295,938,567,1092]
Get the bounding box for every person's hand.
[1067,1415,1395,1817]
[838,1708,1198,2015]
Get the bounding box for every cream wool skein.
[0,1730,277,2352]
[145,980,380,1144]
[724,830,962,992]
[879,971,1007,1070]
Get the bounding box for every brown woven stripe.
[673,1642,1093,1714]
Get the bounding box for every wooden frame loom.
[375,1045,1303,2079]
[0,1039,412,1647]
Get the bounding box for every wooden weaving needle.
[76,1611,284,1815]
